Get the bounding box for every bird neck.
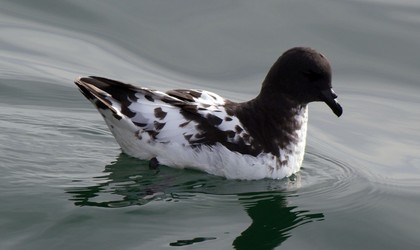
[231,94,307,156]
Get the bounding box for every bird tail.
[74,76,141,119]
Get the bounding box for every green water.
[1,0,420,249]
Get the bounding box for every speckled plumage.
[75,47,342,180]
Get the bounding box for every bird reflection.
[67,154,324,248]
[233,191,323,249]
[67,154,175,207]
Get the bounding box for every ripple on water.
[296,148,385,213]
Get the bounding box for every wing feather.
[76,76,254,154]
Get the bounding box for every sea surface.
[1,0,420,249]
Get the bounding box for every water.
[1,0,420,249]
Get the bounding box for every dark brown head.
[261,47,342,117]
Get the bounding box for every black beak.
[320,88,343,117]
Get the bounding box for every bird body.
[75,47,342,180]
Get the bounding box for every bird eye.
[303,70,323,81]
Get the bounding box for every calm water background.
[1,0,420,249]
